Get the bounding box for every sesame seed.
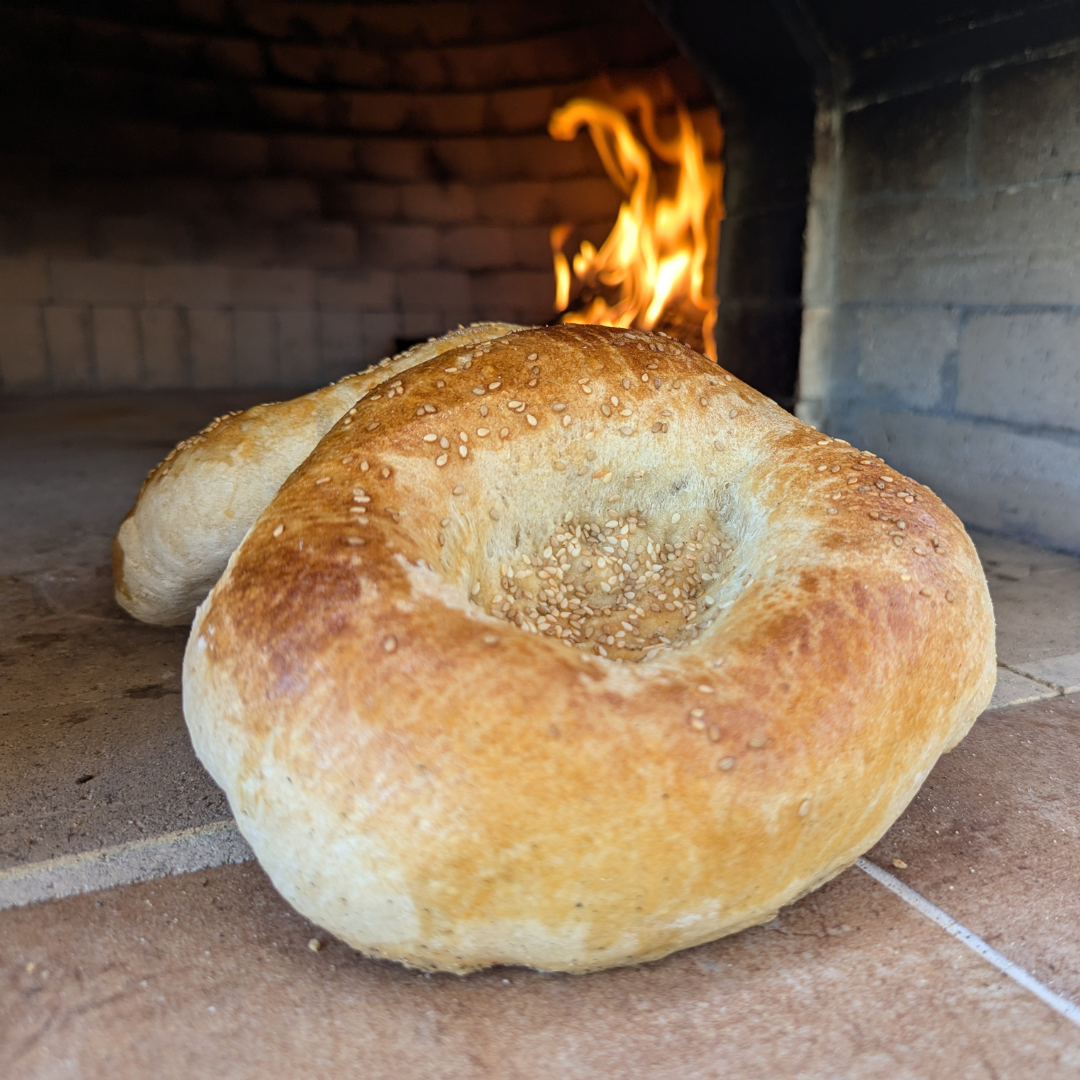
[459,445,468,458]
[748,737,767,749]
[346,537,366,546]
[900,574,912,582]
[477,428,490,437]
[489,381,501,390]
[272,523,284,537]
[383,635,397,653]
[473,387,485,395]
[500,427,509,439]
[528,353,538,360]
[459,432,468,442]
[718,757,736,771]
[482,634,498,645]
[698,683,713,692]
[316,477,330,485]
[672,513,681,523]
[690,708,705,718]
[728,408,738,419]
[381,467,391,479]
[436,454,448,466]
[946,590,955,603]
[360,461,369,472]
[366,422,379,431]
[552,402,567,412]
[453,485,464,495]
[508,400,523,409]
[526,413,537,426]
[799,799,810,817]
[423,433,437,442]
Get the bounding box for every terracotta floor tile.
[868,693,1080,1002]
[2,860,1079,1080]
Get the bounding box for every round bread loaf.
[113,323,523,625]
[183,324,995,974]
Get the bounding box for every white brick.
[400,310,444,342]
[232,268,314,310]
[958,312,1080,429]
[278,310,319,386]
[470,271,552,323]
[43,306,92,388]
[849,408,1080,554]
[93,307,141,387]
[189,309,234,388]
[855,307,955,409]
[0,306,47,388]
[284,222,358,268]
[319,311,362,375]
[316,270,395,310]
[440,226,515,270]
[1010,651,1080,694]
[360,312,399,368]
[987,667,1056,709]
[357,225,438,270]
[398,270,470,316]
[141,308,186,387]
[51,260,144,305]
[234,310,278,386]
[145,264,231,307]
[0,257,48,304]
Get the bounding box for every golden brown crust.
[113,323,524,625]
[183,324,996,973]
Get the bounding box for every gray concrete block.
[958,311,1080,429]
[234,310,278,386]
[93,307,141,388]
[848,408,1080,555]
[51,260,144,305]
[145,264,231,308]
[854,306,955,409]
[0,256,48,303]
[0,306,47,389]
[189,309,233,388]
[316,269,396,310]
[844,83,971,197]
[43,306,92,389]
[278,310,319,386]
[838,181,1080,305]
[978,51,1080,186]
[141,308,186,387]
[231,267,314,310]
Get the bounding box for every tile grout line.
[856,857,1080,1030]
[0,820,253,912]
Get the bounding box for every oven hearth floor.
[3,393,1079,1078]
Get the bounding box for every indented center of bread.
[473,511,733,662]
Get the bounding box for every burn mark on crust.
[185,324,996,976]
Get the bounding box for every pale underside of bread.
[183,324,996,974]
[112,323,525,625]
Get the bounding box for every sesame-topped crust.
[183,324,996,974]
[112,323,524,625]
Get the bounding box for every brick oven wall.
[798,45,1080,554]
[0,0,712,393]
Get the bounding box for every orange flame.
[548,87,723,360]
